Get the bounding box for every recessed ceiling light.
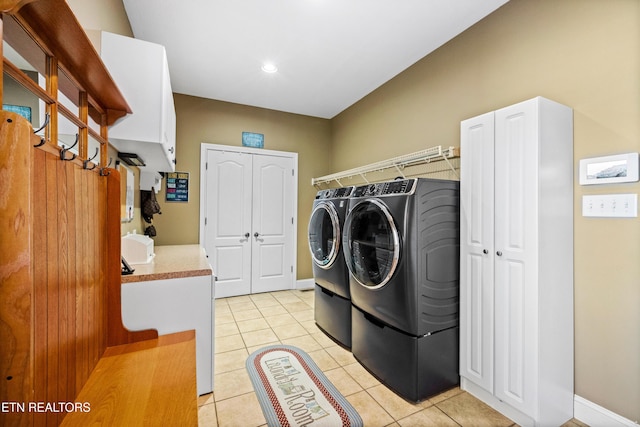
[261,62,278,73]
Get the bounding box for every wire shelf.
[311,145,460,187]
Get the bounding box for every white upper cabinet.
[100,31,176,172]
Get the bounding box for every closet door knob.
[483,249,488,254]
[496,251,503,256]
[254,232,260,238]
[244,233,250,238]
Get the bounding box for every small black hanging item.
[141,187,162,223]
[144,224,157,237]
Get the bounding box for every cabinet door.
[459,111,495,393]
[493,99,539,416]
[161,54,176,167]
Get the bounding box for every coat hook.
[100,157,113,176]
[33,138,46,148]
[33,113,50,134]
[100,167,111,176]
[83,147,99,170]
[60,133,79,161]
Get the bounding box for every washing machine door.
[343,199,400,289]
[308,201,341,269]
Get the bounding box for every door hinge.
[291,266,293,273]
[206,162,208,170]
[292,169,294,176]
[204,217,207,226]
[291,217,294,225]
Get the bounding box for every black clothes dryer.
[342,178,460,402]
[308,186,353,348]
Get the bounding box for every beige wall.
[67,0,133,38]
[151,96,332,280]
[332,0,639,421]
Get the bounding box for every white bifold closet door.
[202,147,296,298]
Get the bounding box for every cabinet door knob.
[254,232,260,238]
[483,249,489,254]
[496,251,503,256]
[244,233,250,238]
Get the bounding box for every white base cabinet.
[121,274,214,396]
[459,97,574,427]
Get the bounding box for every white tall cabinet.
[459,97,574,427]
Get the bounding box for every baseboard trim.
[295,278,314,290]
[575,395,638,427]
[461,378,535,427]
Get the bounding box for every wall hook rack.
[60,133,79,161]
[83,147,99,170]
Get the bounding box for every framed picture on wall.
[3,104,32,122]
[579,152,639,185]
[166,172,189,202]
[242,132,264,148]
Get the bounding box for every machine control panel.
[382,179,416,195]
[315,186,354,199]
[352,179,417,197]
[352,183,381,197]
[333,186,354,198]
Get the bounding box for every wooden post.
[0,111,35,426]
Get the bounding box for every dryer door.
[308,201,340,269]
[343,199,400,289]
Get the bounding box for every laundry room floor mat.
[246,344,363,427]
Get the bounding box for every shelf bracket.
[393,163,405,179]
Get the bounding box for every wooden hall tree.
[0,1,155,425]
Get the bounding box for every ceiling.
[123,0,509,119]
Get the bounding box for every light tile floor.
[198,290,588,427]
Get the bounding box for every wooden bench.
[60,330,198,426]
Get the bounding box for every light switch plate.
[582,194,638,217]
